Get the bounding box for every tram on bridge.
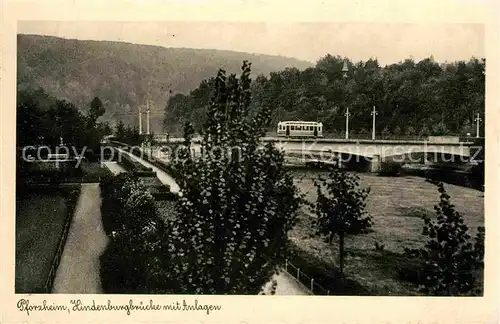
[277,121,323,138]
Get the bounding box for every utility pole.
[371,106,378,140]
[146,97,150,135]
[138,105,142,134]
[342,59,349,139]
[475,113,482,138]
[345,107,350,140]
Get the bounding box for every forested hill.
[17,34,313,132]
[165,55,485,137]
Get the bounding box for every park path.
[52,183,108,294]
[263,271,312,295]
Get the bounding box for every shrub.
[99,173,168,293]
[152,185,178,201]
[403,181,484,295]
[378,160,403,177]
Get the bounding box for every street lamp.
[475,113,482,138]
[344,108,350,140]
[342,59,349,139]
[138,105,143,135]
[371,106,378,140]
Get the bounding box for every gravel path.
[262,271,312,295]
[52,183,108,293]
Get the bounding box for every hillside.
[17,34,313,132]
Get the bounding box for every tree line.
[16,87,112,152]
[164,55,485,137]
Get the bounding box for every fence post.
[327,290,330,295]
[297,267,300,281]
[310,278,314,292]
[285,259,288,271]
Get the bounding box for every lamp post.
[344,107,350,140]
[138,106,142,135]
[371,105,378,140]
[475,113,482,138]
[146,98,150,135]
[342,59,349,139]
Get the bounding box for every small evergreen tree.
[115,120,126,142]
[310,167,372,275]
[404,181,484,295]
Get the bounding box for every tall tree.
[162,61,303,294]
[89,96,105,125]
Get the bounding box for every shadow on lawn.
[396,206,434,219]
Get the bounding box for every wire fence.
[44,188,80,293]
[284,259,331,295]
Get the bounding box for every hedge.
[99,173,170,293]
[378,161,404,177]
[119,154,156,177]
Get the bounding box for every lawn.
[15,191,72,293]
[289,171,485,295]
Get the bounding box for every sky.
[18,21,484,66]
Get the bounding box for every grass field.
[290,171,485,295]
[15,192,69,293]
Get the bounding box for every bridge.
[136,136,476,172]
